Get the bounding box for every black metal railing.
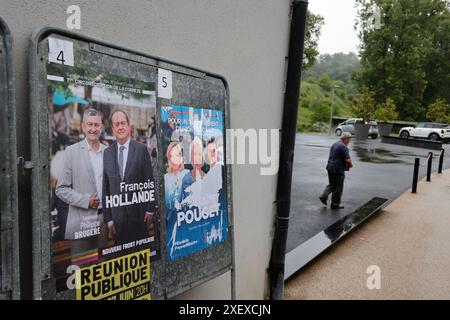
[411,148,445,193]
[438,148,445,174]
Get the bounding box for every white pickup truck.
[399,122,450,142]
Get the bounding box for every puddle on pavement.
[300,140,444,165]
[352,146,412,164]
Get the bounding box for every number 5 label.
[48,38,74,67]
[158,68,172,100]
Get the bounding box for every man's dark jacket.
[103,139,155,244]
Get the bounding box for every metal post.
[328,84,339,136]
[270,0,308,300]
[328,87,335,136]
[412,158,420,193]
[427,152,433,182]
[438,148,444,174]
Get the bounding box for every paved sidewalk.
[285,169,450,300]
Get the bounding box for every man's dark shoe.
[330,204,345,209]
[319,196,327,206]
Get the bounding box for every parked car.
[399,122,450,142]
[335,118,379,139]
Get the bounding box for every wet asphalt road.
[287,133,450,253]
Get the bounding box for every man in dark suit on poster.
[103,110,156,248]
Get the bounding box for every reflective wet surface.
[352,146,407,164]
[287,134,450,254]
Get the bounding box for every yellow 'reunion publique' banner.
[76,249,151,300]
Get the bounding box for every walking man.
[319,132,353,209]
[103,110,156,248]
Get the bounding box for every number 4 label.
[158,68,172,100]
[48,38,74,66]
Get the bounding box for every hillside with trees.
[298,0,450,132]
[298,53,360,132]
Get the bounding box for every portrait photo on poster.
[47,60,160,297]
[161,105,228,262]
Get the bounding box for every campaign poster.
[76,249,151,300]
[161,105,228,261]
[47,61,160,297]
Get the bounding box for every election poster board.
[30,29,233,300]
[161,106,228,261]
[0,17,20,300]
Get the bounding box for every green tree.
[318,75,333,92]
[355,0,450,121]
[311,101,330,123]
[303,10,324,71]
[423,6,450,106]
[426,98,450,123]
[374,97,399,122]
[351,85,376,121]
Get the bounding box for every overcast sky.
[308,0,360,55]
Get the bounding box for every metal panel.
[0,17,20,300]
[29,28,234,300]
[381,135,443,150]
[285,197,389,280]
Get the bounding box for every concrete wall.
[0,0,291,299]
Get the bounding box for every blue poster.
[161,105,228,261]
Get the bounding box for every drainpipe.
[269,0,308,300]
